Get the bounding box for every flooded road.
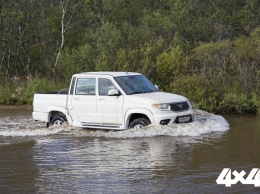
[0,106,260,193]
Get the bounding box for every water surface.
[0,106,260,193]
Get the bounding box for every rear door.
[71,77,97,125]
[96,78,124,128]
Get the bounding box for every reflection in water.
[0,140,38,193]
[33,137,198,193]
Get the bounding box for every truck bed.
[33,93,68,119]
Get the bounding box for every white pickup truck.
[33,72,194,129]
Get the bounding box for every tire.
[129,118,150,129]
[49,116,66,127]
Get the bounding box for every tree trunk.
[53,0,70,79]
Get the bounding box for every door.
[71,78,97,125]
[97,78,124,127]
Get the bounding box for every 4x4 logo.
[216,168,260,187]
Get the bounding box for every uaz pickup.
[33,72,194,129]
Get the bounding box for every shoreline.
[0,105,33,116]
[0,105,32,109]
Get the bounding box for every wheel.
[49,116,66,127]
[129,118,150,129]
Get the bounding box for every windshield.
[115,75,159,95]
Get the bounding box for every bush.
[219,93,252,113]
[251,92,260,115]
[0,77,67,105]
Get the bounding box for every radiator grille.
[170,102,190,112]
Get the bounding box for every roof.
[74,72,142,77]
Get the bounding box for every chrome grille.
[170,102,190,112]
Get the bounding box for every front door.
[71,77,97,126]
[96,78,124,128]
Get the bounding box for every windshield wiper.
[143,90,156,93]
[129,90,155,95]
[128,92,143,95]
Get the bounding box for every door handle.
[74,98,80,100]
[98,98,105,101]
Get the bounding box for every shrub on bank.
[0,77,67,105]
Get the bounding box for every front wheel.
[129,118,150,129]
[49,116,66,127]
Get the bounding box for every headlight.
[152,103,171,111]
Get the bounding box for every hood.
[132,92,188,104]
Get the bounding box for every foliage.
[0,0,260,114]
[155,46,190,91]
[0,77,66,105]
[191,28,260,113]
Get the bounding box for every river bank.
[0,106,32,116]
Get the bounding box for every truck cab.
[33,72,194,129]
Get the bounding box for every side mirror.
[155,85,159,90]
[108,89,120,96]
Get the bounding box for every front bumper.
[152,109,194,126]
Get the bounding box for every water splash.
[0,116,71,137]
[0,110,229,138]
[80,110,229,138]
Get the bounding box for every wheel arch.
[49,111,67,122]
[125,108,154,128]
[47,106,67,122]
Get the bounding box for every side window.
[99,78,116,96]
[75,78,96,95]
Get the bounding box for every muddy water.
[0,106,260,193]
